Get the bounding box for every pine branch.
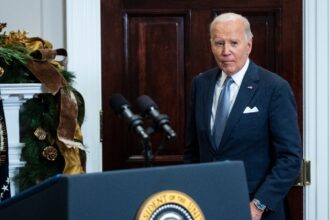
[0,44,31,65]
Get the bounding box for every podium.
[0,161,250,220]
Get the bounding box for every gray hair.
[210,12,253,40]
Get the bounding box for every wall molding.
[66,0,102,172]
[304,0,329,219]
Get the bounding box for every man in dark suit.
[184,12,302,220]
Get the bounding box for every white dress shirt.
[210,59,250,132]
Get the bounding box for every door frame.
[303,0,329,219]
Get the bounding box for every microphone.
[136,95,176,139]
[109,94,149,140]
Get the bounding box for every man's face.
[210,19,252,75]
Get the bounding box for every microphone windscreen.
[136,95,158,113]
[109,94,129,114]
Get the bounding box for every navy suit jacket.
[185,60,302,218]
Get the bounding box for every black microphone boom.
[136,95,176,139]
[109,94,149,140]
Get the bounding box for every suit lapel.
[203,68,220,150]
[219,61,260,150]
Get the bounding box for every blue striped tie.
[213,77,234,148]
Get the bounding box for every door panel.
[101,0,302,219]
[125,11,186,154]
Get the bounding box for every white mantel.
[0,83,47,195]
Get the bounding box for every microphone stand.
[141,138,153,167]
[139,126,176,167]
[140,127,154,167]
[154,135,171,156]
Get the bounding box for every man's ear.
[247,39,253,54]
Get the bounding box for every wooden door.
[101,0,302,219]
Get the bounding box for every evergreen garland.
[0,45,30,64]
[0,45,36,83]
[0,23,86,191]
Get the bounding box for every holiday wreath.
[0,23,86,191]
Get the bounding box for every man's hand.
[250,201,264,220]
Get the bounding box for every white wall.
[0,0,65,48]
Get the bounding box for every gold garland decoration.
[2,29,85,175]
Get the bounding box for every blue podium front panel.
[0,161,250,220]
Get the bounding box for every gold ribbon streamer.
[57,141,84,175]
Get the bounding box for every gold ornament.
[34,127,47,140]
[42,146,58,161]
[0,67,4,77]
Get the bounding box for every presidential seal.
[136,190,205,220]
